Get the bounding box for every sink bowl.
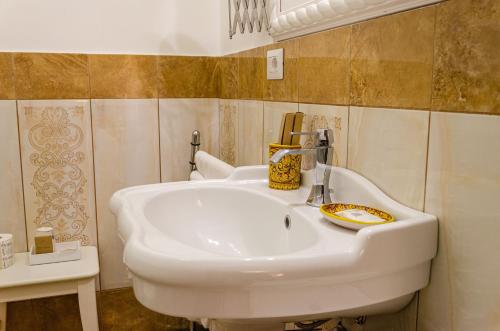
[110,166,437,329]
[144,186,318,257]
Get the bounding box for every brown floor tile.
[100,287,190,331]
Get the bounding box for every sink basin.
[110,166,437,329]
[144,187,318,257]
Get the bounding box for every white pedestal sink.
[110,166,437,330]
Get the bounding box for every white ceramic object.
[28,241,81,266]
[110,166,437,328]
[320,204,394,231]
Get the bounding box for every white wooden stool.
[0,246,100,331]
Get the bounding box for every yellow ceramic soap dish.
[320,203,395,230]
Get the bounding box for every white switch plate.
[267,48,283,80]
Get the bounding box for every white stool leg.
[77,278,99,331]
[0,302,6,331]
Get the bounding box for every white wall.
[0,0,222,55]
[0,0,273,56]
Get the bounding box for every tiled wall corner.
[89,55,158,99]
[350,6,436,110]
[347,107,429,210]
[13,53,90,100]
[297,27,351,105]
[362,295,418,331]
[158,56,220,98]
[17,100,97,246]
[262,101,299,164]
[238,47,265,100]
[0,101,27,252]
[219,55,239,100]
[159,98,220,182]
[419,112,500,330]
[219,99,238,166]
[263,40,299,102]
[92,99,160,290]
[299,103,349,169]
[431,0,500,114]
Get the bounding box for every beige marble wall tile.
[158,56,220,98]
[219,99,238,166]
[298,27,351,105]
[219,99,265,167]
[0,101,26,252]
[262,101,299,164]
[238,47,265,100]
[89,55,158,99]
[263,40,299,102]
[159,98,219,182]
[350,7,436,109]
[298,104,349,170]
[419,112,500,331]
[0,53,16,99]
[17,100,97,246]
[14,53,90,99]
[347,107,429,210]
[237,100,264,166]
[431,0,500,114]
[92,99,160,290]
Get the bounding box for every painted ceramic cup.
[268,143,302,190]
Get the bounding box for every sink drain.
[284,215,291,229]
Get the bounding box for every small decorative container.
[34,227,55,254]
[268,143,302,190]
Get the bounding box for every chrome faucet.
[270,129,334,207]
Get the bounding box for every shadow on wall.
[159,32,214,56]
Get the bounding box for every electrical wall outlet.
[267,48,283,80]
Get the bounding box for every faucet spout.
[269,148,318,164]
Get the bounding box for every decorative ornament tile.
[18,100,97,247]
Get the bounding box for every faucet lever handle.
[291,129,333,147]
[290,131,319,139]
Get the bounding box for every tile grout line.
[85,55,104,297]
[157,97,163,183]
[345,24,354,169]
[416,6,438,327]
[427,4,439,112]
